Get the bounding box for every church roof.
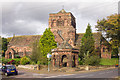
[7,32,110,49]
[8,35,41,47]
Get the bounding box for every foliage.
[83,51,90,65]
[82,51,100,66]
[7,37,13,43]
[30,28,57,65]
[2,38,8,57]
[37,61,41,65]
[100,58,118,65]
[20,56,30,65]
[30,41,39,63]
[39,28,57,56]
[78,57,83,65]
[89,56,100,66]
[2,58,21,66]
[30,61,36,65]
[38,28,57,65]
[95,14,120,48]
[79,24,95,60]
[2,57,9,64]
[112,48,118,56]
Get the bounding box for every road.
[1,68,119,78]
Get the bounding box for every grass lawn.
[100,58,119,65]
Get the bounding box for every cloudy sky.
[1,0,119,38]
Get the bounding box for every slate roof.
[8,32,110,49]
[8,35,41,47]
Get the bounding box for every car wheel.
[5,73,8,76]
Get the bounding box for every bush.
[89,56,100,66]
[83,51,90,65]
[2,58,8,64]
[37,61,41,65]
[2,57,21,66]
[78,57,83,65]
[20,56,30,65]
[15,60,20,66]
[31,61,36,65]
[82,51,100,66]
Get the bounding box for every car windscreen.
[7,66,16,69]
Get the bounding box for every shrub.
[31,61,36,65]
[82,51,100,66]
[37,61,41,65]
[2,57,21,66]
[89,56,100,66]
[83,53,90,65]
[2,58,8,64]
[15,60,20,66]
[20,56,30,65]
[78,57,83,65]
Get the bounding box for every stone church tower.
[49,9,79,67]
[49,9,76,47]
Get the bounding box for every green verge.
[100,58,118,65]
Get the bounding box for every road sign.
[47,53,52,58]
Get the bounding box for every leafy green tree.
[79,24,95,60]
[30,41,39,63]
[2,37,8,57]
[95,14,120,49]
[39,28,57,65]
[30,28,57,65]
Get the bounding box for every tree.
[2,37,8,57]
[30,28,57,65]
[39,28,57,65]
[83,51,100,66]
[95,14,120,48]
[30,41,40,63]
[79,24,95,60]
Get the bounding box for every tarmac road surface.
[1,68,119,78]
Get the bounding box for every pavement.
[1,67,119,78]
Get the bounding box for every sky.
[1,0,119,38]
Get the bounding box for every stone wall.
[49,9,76,47]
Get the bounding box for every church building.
[5,9,112,67]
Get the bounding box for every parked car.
[1,65,18,76]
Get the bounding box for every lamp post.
[47,53,52,72]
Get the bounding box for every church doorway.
[61,55,68,67]
[9,52,12,59]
